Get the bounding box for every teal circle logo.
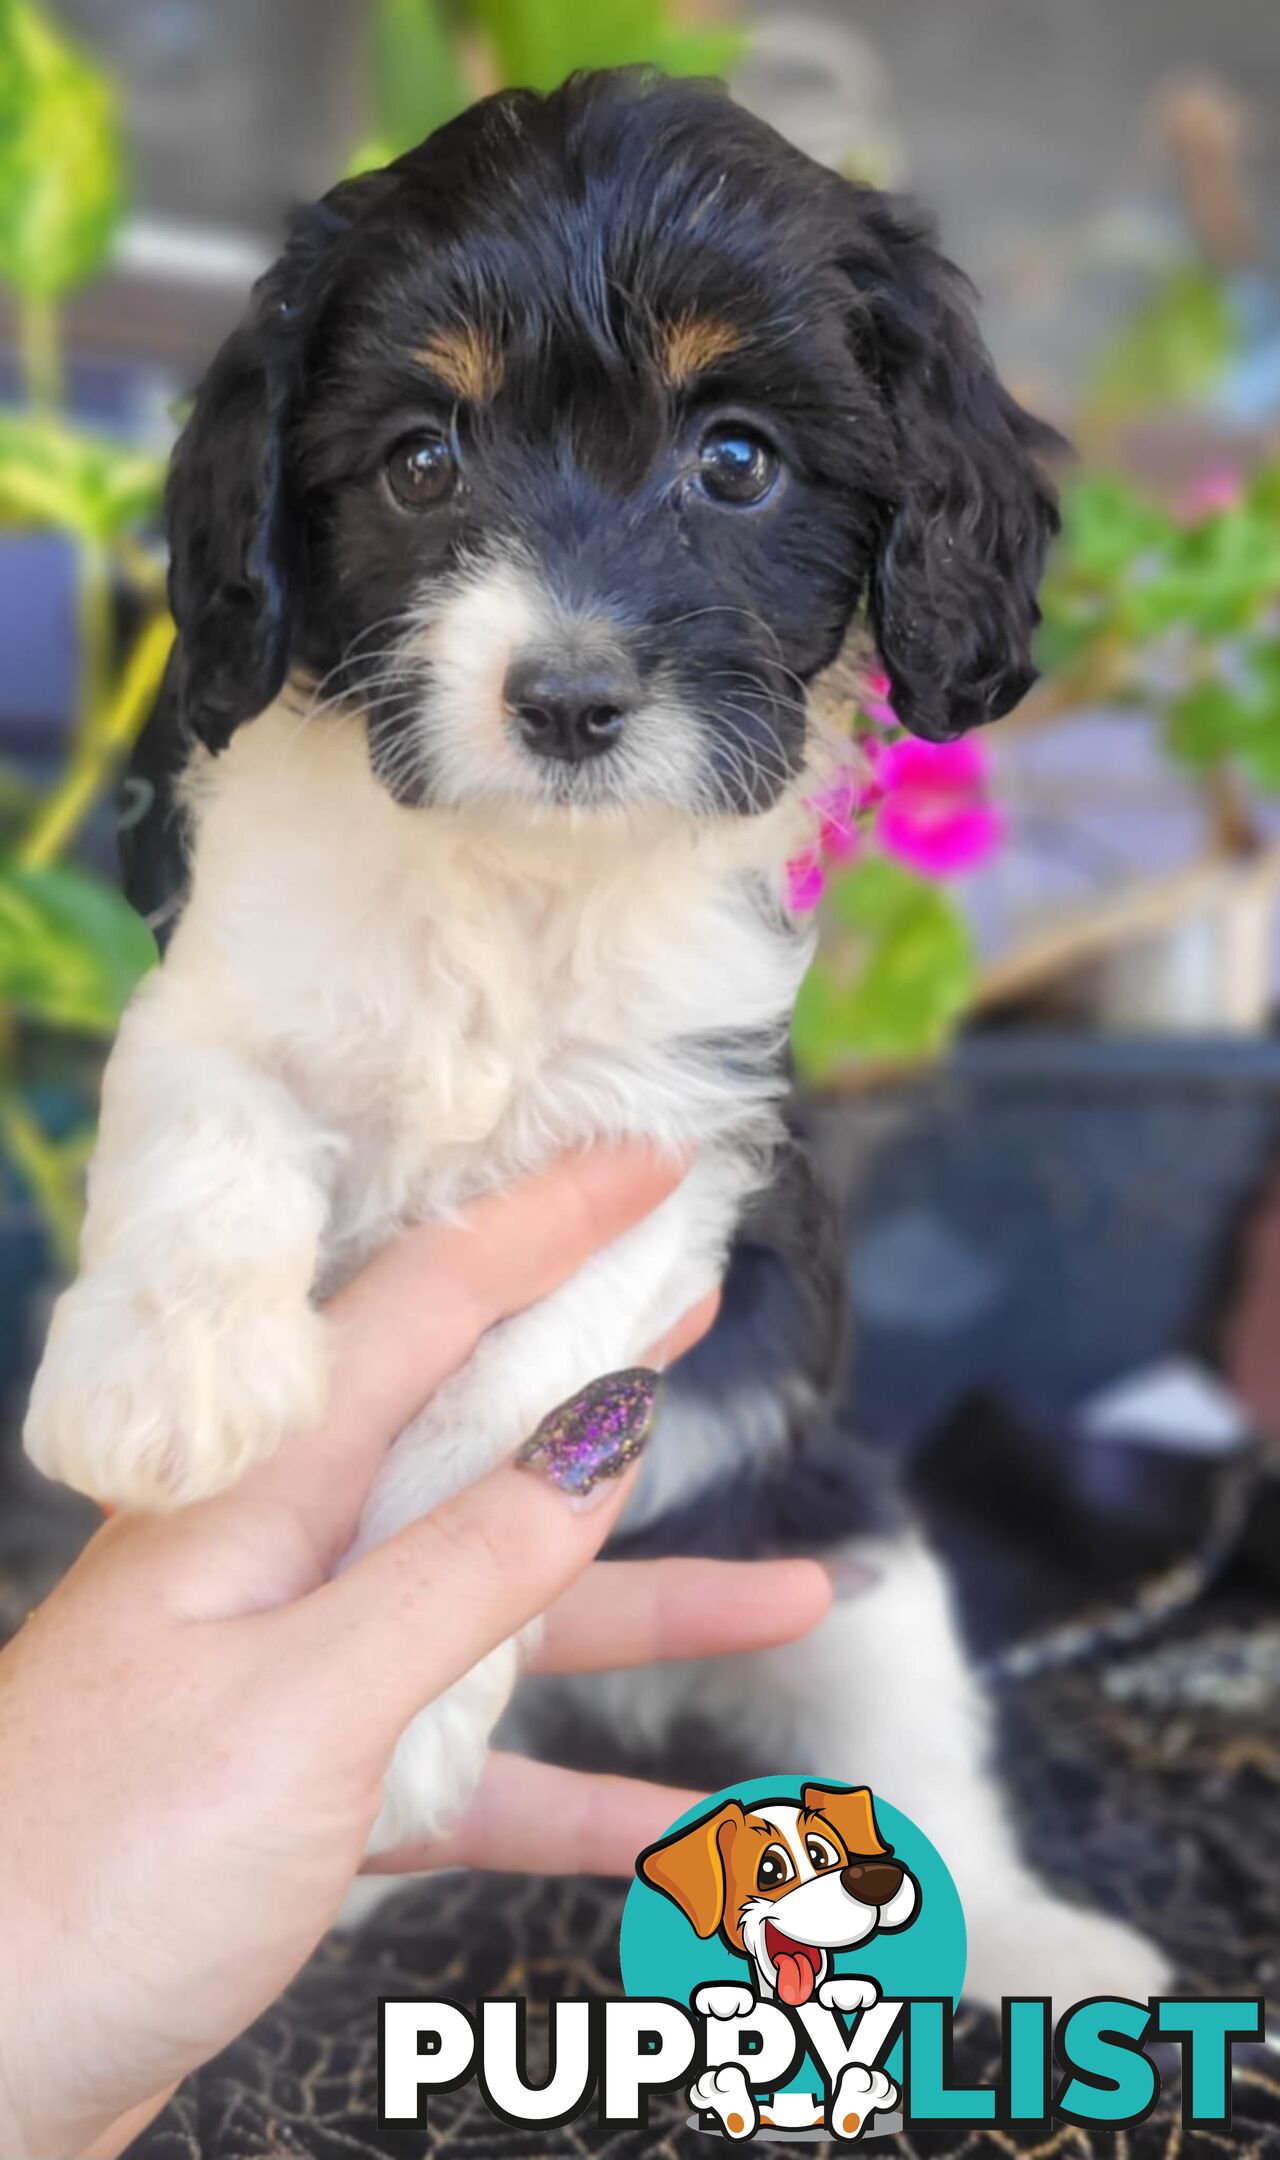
[621,1775,965,2127]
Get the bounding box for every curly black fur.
[152,68,1061,817]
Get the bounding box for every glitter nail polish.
[516,1368,659,1506]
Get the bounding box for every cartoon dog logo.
[638,1784,919,2139]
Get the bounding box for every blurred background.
[2,0,1280,1687]
[2,2,1280,2108]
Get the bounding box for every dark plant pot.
[0,1066,99,1444]
[0,531,80,745]
[813,1030,1280,1451]
[0,1186,50,1443]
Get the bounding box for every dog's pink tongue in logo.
[766,1926,821,2006]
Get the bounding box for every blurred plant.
[1037,459,1280,823]
[789,679,1001,1080]
[0,0,168,1266]
[796,225,1280,1083]
[353,0,746,166]
[790,429,1280,1084]
[1083,265,1237,433]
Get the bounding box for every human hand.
[0,1146,830,2160]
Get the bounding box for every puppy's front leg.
[354,1153,738,1852]
[25,972,333,1509]
[352,1150,739,1553]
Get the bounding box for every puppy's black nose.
[505,654,637,763]
[841,1860,905,1906]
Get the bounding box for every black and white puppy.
[26,69,1164,2006]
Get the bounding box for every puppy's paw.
[818,1974,881,2015]
[690,2065,757,2140]
[830,2064,897,2139]
[964,1892,1171,2021]
[693,1983,757,2022]
[24,1270,329,1509]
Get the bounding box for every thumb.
[271,1368,660,1745]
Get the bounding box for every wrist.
[0,1940,169,2160]
[0,2062,171,2160]
[0,1979,38,2160]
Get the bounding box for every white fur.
[21,639,1176,2002]
[25,684,812,1841]
[412,552,709,816]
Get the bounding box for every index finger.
[226,1143,688,1568]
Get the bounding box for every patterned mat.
[126,1593,1279,2159]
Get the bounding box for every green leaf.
[0,0,124,298]
[371,0,471,151]
[0,410,163,538]
[1167,679,1254,766]
[467,0,744,93]
[1245,460,1280,527]
[1055,473,1175,583]
[792,855,975,1079]
[1166,646,1280,793]
[646,19,745,77]
[1086,264,1235,422]
[1033,592,1111,677]
[1125,511,1280,640]
[0,861,155,1033]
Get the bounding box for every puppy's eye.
[696,424,779,507]
[385,431,457,510]
[756,1844,794,1891]
[806,1836,839,1870]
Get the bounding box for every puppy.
[641,1783,915,2138]
[25,69,1164,2006]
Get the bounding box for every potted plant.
[0,0,170,1411]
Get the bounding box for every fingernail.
[516,1369,659,1510]
[822,1554,882,1600]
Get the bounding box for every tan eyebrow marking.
[659,312,745,388]
[412,326,504,403]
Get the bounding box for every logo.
[378,1774,1264,2141]
[623,1775,962,2137]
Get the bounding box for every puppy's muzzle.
[504,650,639,764]
[841,1859,906,1906]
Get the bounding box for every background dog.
[24,68,1163,2009]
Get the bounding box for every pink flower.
[1179,461,1244,524]
[785,847,827,912]
[874,736,1004,878]
[860,666,899,732]
[786,752,881,909]
[812,747,883,863]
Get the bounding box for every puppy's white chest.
[181,709,810,1259]
[323,865,795,1249]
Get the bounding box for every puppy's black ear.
[165,178,390,753]
[844,193,1063,742]
[165,254,306,751]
